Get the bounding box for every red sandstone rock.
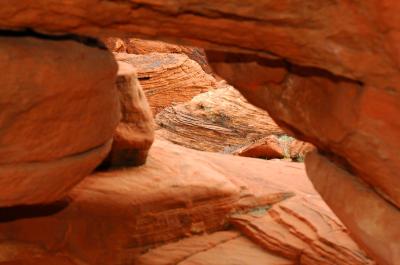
[139,234,293,265]
[2,1,399,89]
[0,2,399,262]
[306,151,400,265]
[156,85,284,152]
[115,52,217,114]
[231,135,284,159]
[289,140,314,161]
[104,37,213,74]
[0,36,119,206]
[231,195,374,265]
[104,61,154,167]
[207,51,400,265]
[0,140,373,264]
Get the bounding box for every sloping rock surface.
[0,140,373,265]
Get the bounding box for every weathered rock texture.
[156,85,284,152]
[2,1,399,87]
[115,52,217,114]
[104,61,154,167]
[0,140,373,265]
[1,1,399,263]
[0,35,119,206]
[306,151,400,265]
[104,37,213,74]
[207,52,400,265]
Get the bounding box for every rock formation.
[155,85,312,160]
[0,1,399,264]
[207,51,400,265]
[0,140,374,265]
[103,61,154,167]
[0,35,120,207]
[230,135,285,159]
[115,52,217,114]
[104,37,213,74]
[156,85,284,152]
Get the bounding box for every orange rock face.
[0,140,373,265]
[0,36,120,206]
[0,1,399,263]
[104,61,154,167]
[115,52,217,114]
[207,51,400,265]
[306,151,400,265]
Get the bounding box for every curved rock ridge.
[1,1,399,89]
[0,140,373,264]
[114,52,217,114]
[0,36,120,206]
[156,85,284,152]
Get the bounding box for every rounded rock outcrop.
[0,36,120,206]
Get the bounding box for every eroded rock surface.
[0,36,119,206]
[0,1,399,263]
[156,85,284,152]
[0,140,373,265]
[115,52,217,114]
[104,61,154,167]
[104,37,213,74]
[207,51,400,265]
[306,151,400,265]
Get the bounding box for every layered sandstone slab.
[104,37,212,74]
[0,36,119,206]
[231,195,374,265]
[104,61,154,167]
[115,52,217,114]
[156,85,284,152]
[0,140,373,264]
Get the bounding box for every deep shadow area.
[0,198,70,222]
[206,50,363,85]
[0,28,106,49]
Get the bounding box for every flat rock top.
[114,52,188,73]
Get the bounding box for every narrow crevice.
[206,50,363,86]
[120,1,320,30]
[0,28,106,49]
[0,198,71,222]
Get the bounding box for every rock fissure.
[0,29,106,49]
